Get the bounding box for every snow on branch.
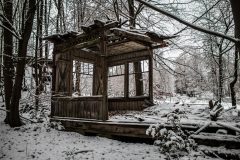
[135,0,239,44]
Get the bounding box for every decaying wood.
[191,132,240,149]
[209,100,214,110]
[108,97,147,111]
[81,20,119,34]
[199,146,240,159]
[193,122,212,135]
[47,19,173,122]
[52,96,104,120]
[111,28,153,43]
[216,122,240,133]
[210,102,224,121]
[219,106,237,116]
[52,117,240,148]
[148,51,153,102]
[42,31,79,43]
[94,19,105,27]
[74,150,93,154]
[216,129,228,134]
[145,31,177,42]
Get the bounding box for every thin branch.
[174,0,222,35]
[135,0,239,43]
[0,23,21,40]
[0,14,21,39]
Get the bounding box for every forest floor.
[0,110,217,160]
[0,94,240,160]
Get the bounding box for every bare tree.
[229,0,240,107]
[2,0,14,124]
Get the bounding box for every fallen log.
[193,122,211,135]
[74,150,93,154]
[191,133,240,149]
[210,103,224,121]
[216,122,240,133]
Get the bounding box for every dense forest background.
[0,0,239,127]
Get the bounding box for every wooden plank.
[52,96,104,120]
[107,50,149,66]
[56,34,99,51]
[51,117,240,149]
[111,28,152,43]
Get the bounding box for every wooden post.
[149,49,153,102]
[68,55,73,96]
[99,30,108,121]
[124,62,129,98]
[52,47,57,95]
[51,46,58,118]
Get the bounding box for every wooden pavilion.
[45,20,175,121]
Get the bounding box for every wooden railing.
[51,96,104,120]
[108,96,148,111]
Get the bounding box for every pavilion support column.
[99,31,108,121]
[134,61,143,96]
[92,64,99,95]
[52,47,57,95]
[124,62,129,98]
[149,49,153,103]
[99,56,108,121]
[51,46,58,118]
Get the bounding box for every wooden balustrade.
[51,95,104,120]
[108,96,148,111]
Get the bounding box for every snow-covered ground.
[0,110,220,160]
[0,94,239,160]
[0,110,164,160]
[110,96,240,124]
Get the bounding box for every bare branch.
[135,0,239,43]
[0,23,21,39]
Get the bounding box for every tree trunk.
[128,0,143,96]
[39,0,44,92]
[9,0,37,127]
[218,54,223,103]
[229,0,240,106]
[44,0,51,91]
[230,48,239,106]
[35,0,44,109]
[35,2,40,109]
[3,0,14,124]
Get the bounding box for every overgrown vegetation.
[146,108,197,159]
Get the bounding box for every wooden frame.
[46,20,172,121]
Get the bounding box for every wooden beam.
[124,62,129,98]
[56,34,99,52]
[148,49,153,102]
[111,28,153,43]
[99,30,108,121]
[107,49,150,66]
